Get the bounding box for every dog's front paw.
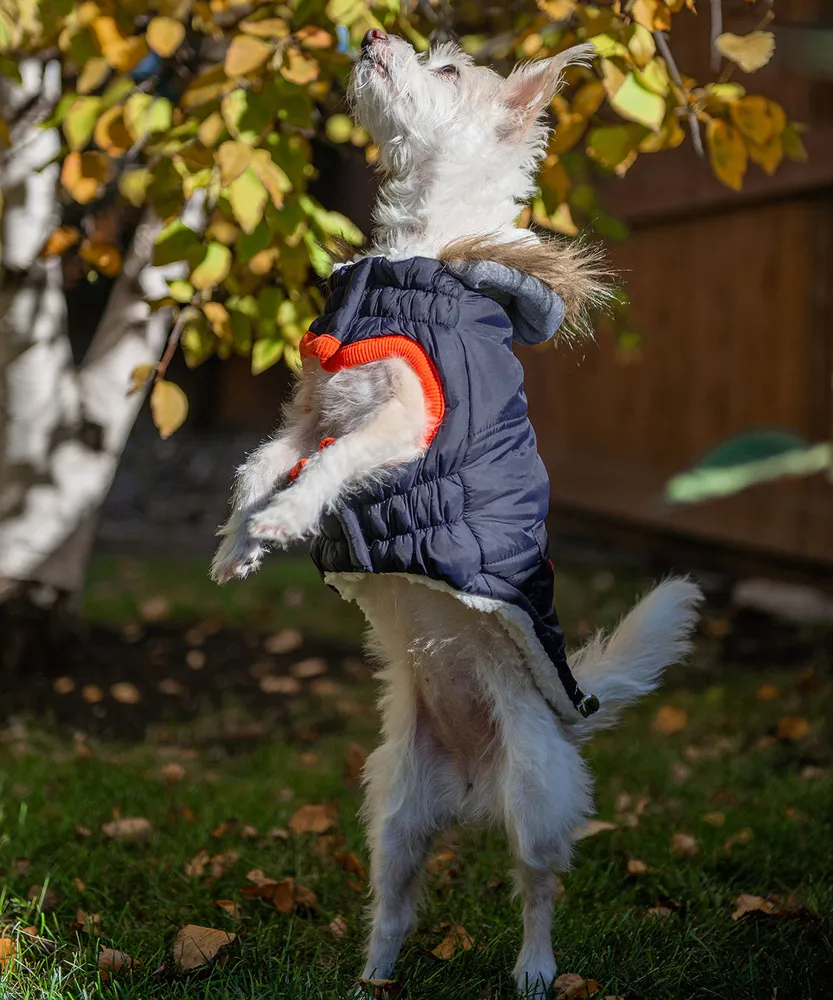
[210,530,266,584]
[248,494,313,546]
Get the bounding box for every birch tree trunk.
[0,62,171,675]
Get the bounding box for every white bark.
[0,63,171,599]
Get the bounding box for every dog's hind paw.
[210,531,265,584]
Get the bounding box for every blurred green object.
[665,430,833,505]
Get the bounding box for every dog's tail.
[567,578,703,738]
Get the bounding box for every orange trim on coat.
[299,331,445,446]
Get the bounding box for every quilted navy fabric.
[307,255,588,714]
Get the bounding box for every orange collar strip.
[299,332,446,447]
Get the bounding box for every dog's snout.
[361,29,388,49]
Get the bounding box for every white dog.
[212,31,702,997]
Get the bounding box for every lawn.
[0,555,831,1000]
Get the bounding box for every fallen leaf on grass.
[69,909,101,933]
[11,857,31,877]
[361,980,403,999]
[626,858,651,875]
[432,923,475,959]
[26,885,59,911]
[329,915,349,938]
[334,850,366,884]
[270,877,318,914]
[111,682,141,704]
[264,628,303,654]
[299,752,319,766]
[173,924,235,971]
[703,811,725,826]
[288,802,337,835]
[139,596,170,622]
[99,947,139,973]
[161,763,185,784]
[553,973,601,998]
[723,827,754,853]
[776,716,812,742]
[259,675,301,695]
[670,832,699,857]
[344,742,368,784]
[732,893,816,922]
[756,683,779,701]
[185,850,211,877]
[572,819,617,841]
[290,657,327,678]
[101,817,152,840]
[0,936,15,971]
[211,900,243,919]
[646,906,674,918]
[652,705,688,734]
[73,877,86,892]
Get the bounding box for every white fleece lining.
[324,570,581,723]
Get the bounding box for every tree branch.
[709,0,723,73]
[653,31,705,160]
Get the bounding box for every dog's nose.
[361,29,388,49]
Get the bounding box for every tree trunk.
[0,62,170,676]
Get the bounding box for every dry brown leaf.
[288,802,337,835]
[210,851,240,878]
[646,905,674,918]
[626,858,650,875]
[703,811,725,827]
[53,676,76,695]
[756,683,779,701]
[432,923,475,960]
[264,628,303,654]
[245,867,275,887]
[259,675,301,695]
[290,657,328,679]
[0,936,15,971]
[101,817,152,841]
[173,924,236,971]
[82,684,105,704]
[572,819,617,841]
[70,908,101,934]
[211,899,243,919]
[11,857,31,877]
[26,885,59,910]
[161,762,186,784]
[723,827,754,852]
[731,892,814,921]
[329,915,349,938]
[671,832,699,857]
[299,752,319,767]
[110,681,141,704]
[333,849,366,884]
[362,980,403,999]
[73,877,86,892]
[344,742,368,784]
[776,716,812,742]
[553,973,601,998]
[185,849,211,878]
[269,877,318,914]
[138,596,170,621]
[98,947,139,973]
[652,705,688,735]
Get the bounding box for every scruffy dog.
[212,31,702,997]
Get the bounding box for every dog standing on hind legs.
[211,31,703,997]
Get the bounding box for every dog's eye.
[435,64,459,79]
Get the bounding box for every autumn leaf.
[281,48,320,85]
[93,106,132,157]
[217,141,253,186]
[41,226,80,258]
[756,683,779,701]
[670,832,699,857]
[101,817,153,840]
[329,915,349,938]
[572,819,617,841]
[288,802,338,835]
[63,97,101,151]
[0,936,15,972]
[211,899,243,919]
[98,947,139,974]
[707,119,747,191]
[432,923,475,960]
[731,892,814,922]
[225,36,273,77]
[362,980,404,999]
[146,17,185,58]
[80,240,123,277]
[150,380,189,439]
[333,849,366,884]
[344,742,368,784]
[173,924,236,971]
[652,705,688,734]
[552,973,601,999]
[60,151,110,204]
[715,31,775,74]
[190,242,232,290]
[269,877,318,914]
[776,716,812,742]
[626,858,651,874]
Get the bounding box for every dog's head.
[348,31,594,188]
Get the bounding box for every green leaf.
[589,33,628,59]
[609,72,666,131]
[782,123,808,162]
[237,218,272,262]
[154,220,200,267]
[221,88,271,144]
[167,279,195,303]
[304,229,332,278]
[252,337,284,374]
[190,242,232,290]
[228,167,268,235]
[666,432,833,505]
[228,309,253,355]
[181,311,216,368]
[586,124,645,170]
[62,97,102,151]
[325,114,354,143]
[300,195,363,244]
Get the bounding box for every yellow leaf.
[240,17,289,38]
[0,936,15,972]
[671,831,700,857]
[776,715,812,742]
[228,167,267,234]
[627,24,655,68]
[571,80,606,119]
[552,114,587,155]
[63,97,101,151]
[707,119,747,191]
[601,57,626,99]
[281,48,319,86]
[586,123,643,171]
[60,150,110,204]
[766,99,786,135]
[182,312,216,368]
[190,242,232,290]
[252,337,284,374]
[182,65,232,110]
[550,202,578,235]
[296,25,333,49]
[537,0,576,18]
[80,240,123,277]
[147,16,185,57]
[127,364,155,395]
[715,31,775,74]
[173,925,235,971]
[729,95,773,145]
[216,140,252,186]
[202,301,232,341]
[94,105,132,156]
[198,112,225,148]
[630,0,669,30]
[609,71,666,131]
[224,35,273,77]
[77,56,110,94]
[92,17,149,73]
[540,157,571,204]
[325,113,354,143]
[150,380,189,439]
[41,226,81,257]
[782,123,807,162]
[251,148,289,208]
[119,167,151,207]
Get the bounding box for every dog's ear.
[500,43,596,140]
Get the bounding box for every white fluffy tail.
[569,578,703,737]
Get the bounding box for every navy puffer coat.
[301,255,595,717]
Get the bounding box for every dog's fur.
[211,33,703,997]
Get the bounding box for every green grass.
[1,556,831,1000]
